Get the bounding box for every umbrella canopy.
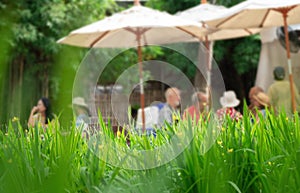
[206,0,300,29]
[58,5,207,47]
[176,3,261,41]
[205,0,300,112]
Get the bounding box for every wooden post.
[282,11,297,112]
[137,28,146,132]
[134,0,140,6]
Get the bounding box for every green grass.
[0,110,299,193]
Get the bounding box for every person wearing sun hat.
[252,92,270,119]
[248,86,264,113]
[216,90,243,121]
[73,97,90,137]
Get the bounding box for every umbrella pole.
[282,12,297,112]
[134,0,140,6]
[201,16,210,111]
[201,0,209,111]
[205,37,211,112]
[137,29,146,132]
[200,0,210,110]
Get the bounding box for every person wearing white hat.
[216,90,242,121]
[73,97,90,137]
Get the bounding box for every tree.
[0,0,118,126]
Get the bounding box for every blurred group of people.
[249,66,300,118]
[155,87,209,127]
[27,66,300,134]
[156,87,243,127]
[157,66,300,127]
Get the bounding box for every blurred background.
[0,0,261,128]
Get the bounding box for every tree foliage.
[0,0,118,125]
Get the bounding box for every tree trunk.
[44,63,49,98]
[19,55,24,119]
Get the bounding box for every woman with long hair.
[28,97,53,128]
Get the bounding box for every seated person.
[158,87,181,127]
[28,97,53,129]
[72,97,90,137]
[248,86,264,114]
[252,92,270,120]
[136,105,159,136]
[216,90,242,121]
[151,101,165,110]
[183,91,208,123]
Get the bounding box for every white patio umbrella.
[205,0,300,112]
[177,2,261,41]
[58,0,207,131]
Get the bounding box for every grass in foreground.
[0,110,299,193]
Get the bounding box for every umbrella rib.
[272,5,297,16]
[259,9,270,28]
[125,27,151,46]
[176,26,201,40]
[125,27,150,35]
[265,6,297,27]
[244,28,253,35]
[90,31,110,47]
